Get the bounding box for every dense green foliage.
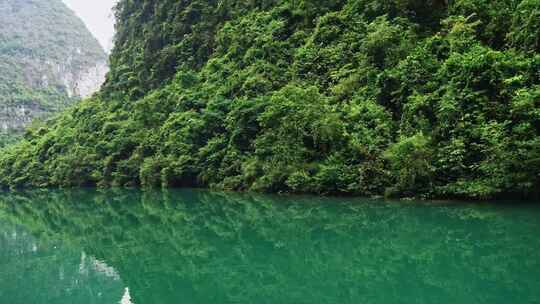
[1,0,539,199]
[0,0,106,146]
[0,133,19,149]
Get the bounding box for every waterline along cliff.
[0,0,538,200]
[0,0,108,146]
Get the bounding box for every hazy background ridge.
[62,0,117,52]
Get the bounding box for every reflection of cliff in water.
[0,217,125,303]
[0,189,539,304]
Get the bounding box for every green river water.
[0,189,538,303]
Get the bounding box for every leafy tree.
[1,0,539,200]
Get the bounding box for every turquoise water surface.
[0,189,539,303]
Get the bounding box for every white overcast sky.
[62,0,118,52]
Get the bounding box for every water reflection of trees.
[0,217,124,304]
[0,189,539,304]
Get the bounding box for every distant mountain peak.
[0,0,108,144]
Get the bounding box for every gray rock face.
[0,0,108,140]
[74,62,109,98]
[0,57,108,137]
[0,103,47,132]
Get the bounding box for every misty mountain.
[0,0,108,146]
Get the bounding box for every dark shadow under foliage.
[0,0,539,200]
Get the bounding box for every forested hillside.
[0,0,107,147]
[1,0,539,199]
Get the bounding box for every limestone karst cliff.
[0,0,108,146]
[0,0,538,199]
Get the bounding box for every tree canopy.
[1,0,539,199]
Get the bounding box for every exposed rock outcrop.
[0,103,47,132]
[0,0,108,141]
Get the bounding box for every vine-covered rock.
[1,0,538,199]
[0,0,107,146]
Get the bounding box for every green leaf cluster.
[1,0,539,199]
